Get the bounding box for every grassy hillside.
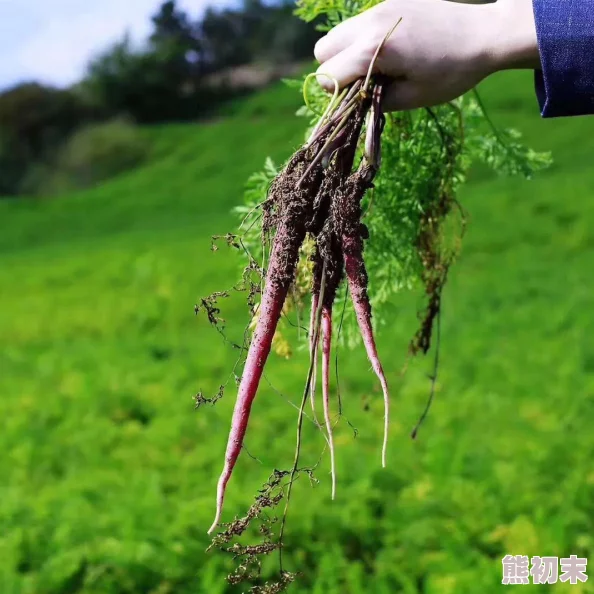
[2,71,594,594]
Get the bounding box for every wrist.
[483,0,540,73]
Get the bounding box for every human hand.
[314,0,539,111]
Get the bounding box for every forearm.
[488,0,540,72]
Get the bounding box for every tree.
[200,7,248,73]
[83,2,207,123]
[0,83,96,196]
[150,1,202,76]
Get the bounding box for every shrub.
[23,118,149,196]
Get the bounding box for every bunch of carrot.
[208,50,397,533]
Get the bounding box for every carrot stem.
[363,18,403,94]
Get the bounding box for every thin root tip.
[207,508,222,535]
[207,522,217,535]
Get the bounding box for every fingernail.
[313,36,328,62]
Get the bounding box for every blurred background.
[1,1,594,593]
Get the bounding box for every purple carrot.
[342,231,390,468]
[208,149,324,534]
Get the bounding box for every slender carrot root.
[336,165,390,469]
[321,305,337,499]
[208,242,291,534]
[343,236,390,468]
[309,293,320,425]
[209,148,325,534]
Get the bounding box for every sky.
[0,0,227,90]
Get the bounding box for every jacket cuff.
[533,0,594,117]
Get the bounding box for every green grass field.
[2,70,594,594]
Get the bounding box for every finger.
[314,11,374,64]
[315,43,373,91]
[382,80,423,112]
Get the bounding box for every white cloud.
[0,0,217,88]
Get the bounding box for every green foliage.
[235,156,279,255]
[240,82,550,350]
[295,0,383,28]
[356,98,550,342]
[1,72,594,593]
[21,119,149,197]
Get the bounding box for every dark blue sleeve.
[533,0,594,117]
